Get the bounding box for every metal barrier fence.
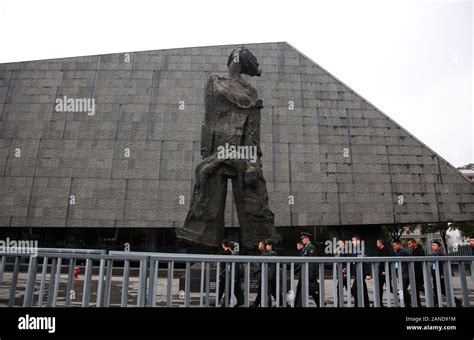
[0,249,473,307]
[446,245,473,257]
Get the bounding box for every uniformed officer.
[295,232,320,307]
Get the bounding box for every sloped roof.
[0,41,472,230]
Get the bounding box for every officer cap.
[300,232,312,239]
[265,239,275,246]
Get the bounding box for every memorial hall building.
[0,42,472,253]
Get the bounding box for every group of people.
[252,232,320,307]
[333,236,465,307]
[217,233,473,307]
[217,232,322,307]
[373,238,462,307]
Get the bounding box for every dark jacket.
[300,242,320,280]
[219,248,233,277]
[349,248,371,278]
[254,249,269,276]
[294,247,305,277]
[376,246,391,274]
[220,248,243,279]
[394,247,410,275]
[410,245,425,257]
[267,250,277,279]
[410,245,425,279]
[431,249,445,277]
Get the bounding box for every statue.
[176,47,281,250]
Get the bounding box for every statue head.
[227,47,261,77]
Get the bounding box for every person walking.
[253,240,269,307]
[295,232,320,307]
[431,241,462,307]
[349,235,371,307]
[391,239,411,307]
[218,239,244,307]
[407,238,425,306]
[375,238,392,307]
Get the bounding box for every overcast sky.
[0,0,471,167]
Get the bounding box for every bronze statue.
[177,47,281,250]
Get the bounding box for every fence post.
[346,262,352,307]
[244,262,250,307]
[96,259,105,307]
[282,263,287,308]
[319,263,325,307]
[82,258,93,307]
[337,263,344,307]
[290,262,295,308]
[166,261,174,307]
[224,262,230,307]
[0,255,5,284]
[302,263,309,307]
[38,257,49,307]
[384,262,392,308]
[458,261,470,307]
[205,262,210,307]
[230,262,235,306]
[443,260,455,307]
[215,262,220,307]
[23,256,38,307]
[121,259,130,307]
[260,263,267,308]
[434,261,443,307]
[397,261,404,308]
[372,262,380,308]
[103,259,113,307]
[199,261,205,307]
[407,261,417,307]
[356,262,364,307]
[423,261,434,307]
[65,258,76,307]
[184,261,191,307]
[137,258,147,307]
[276,263,280,307]
[148,259,159,307]
[389,262,399,308]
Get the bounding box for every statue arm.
[200,74,218,158]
